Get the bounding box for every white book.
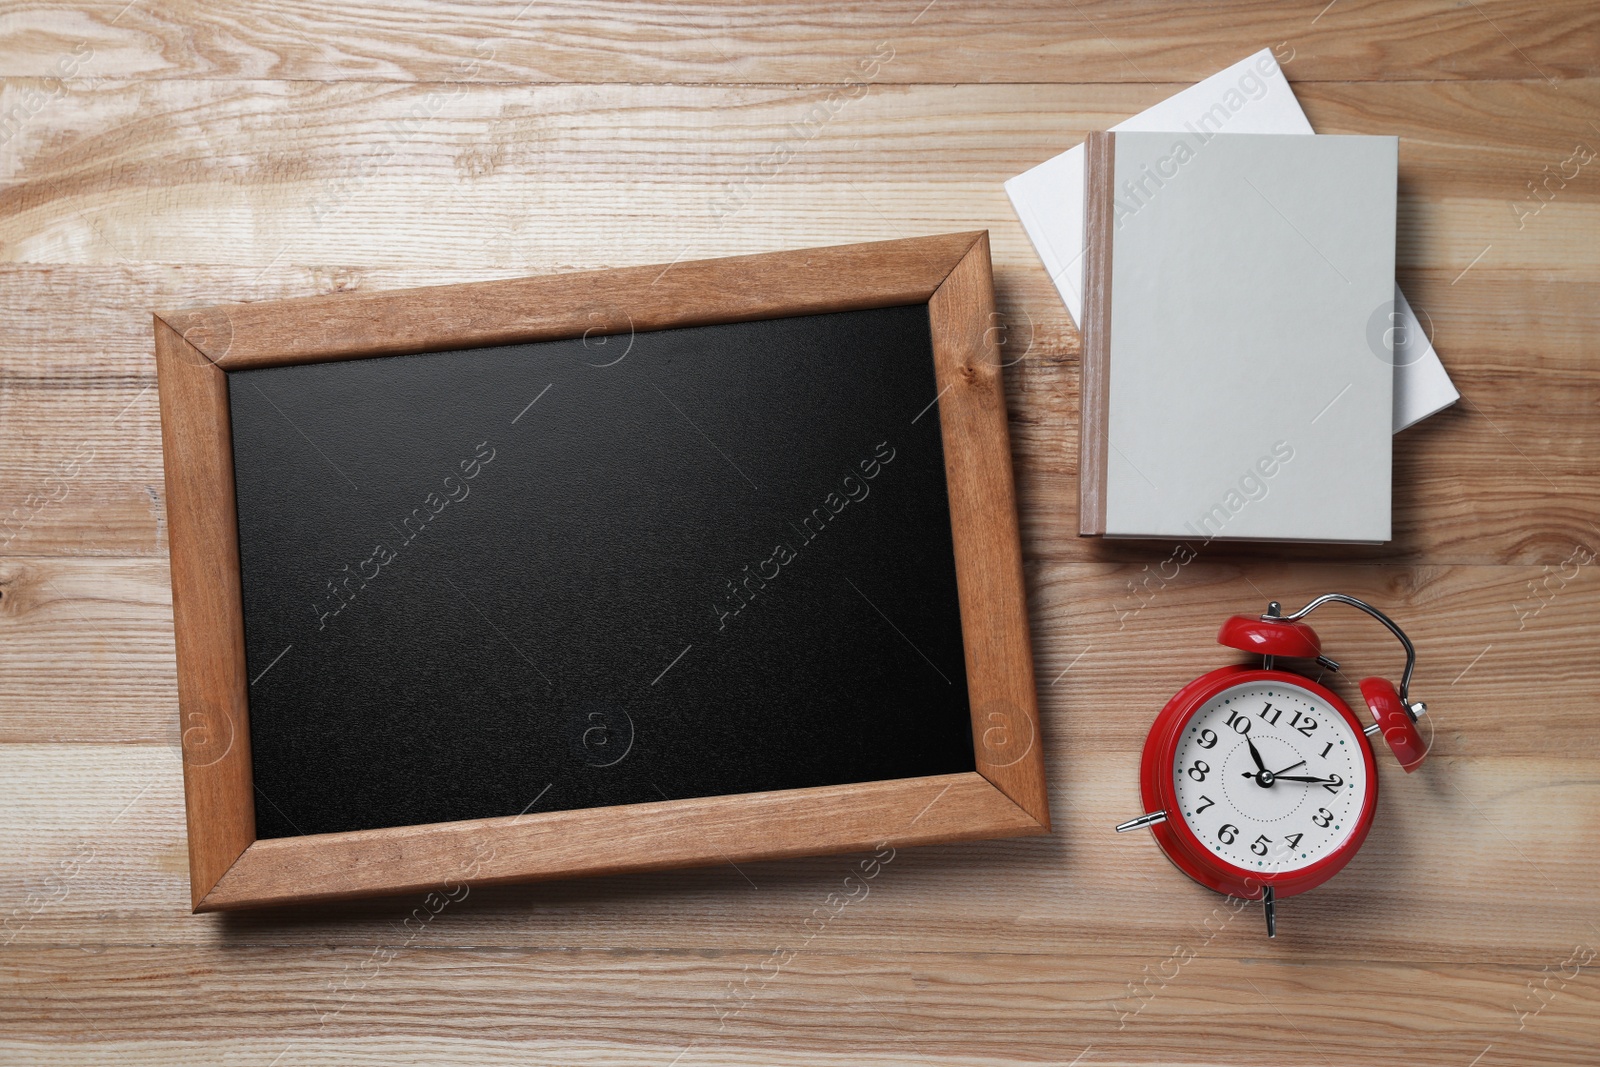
[1079,131,1396,543]
[1005,48,1458,433]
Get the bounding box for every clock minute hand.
[1272,774,1339,785]
[1244,760,1309,783]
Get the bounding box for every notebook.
[1004,48,1458,433]
[1079,131,1396,543]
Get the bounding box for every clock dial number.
[1171,681,1367,876]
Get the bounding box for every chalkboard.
[229,304,975,838]
[158,234,1045,910]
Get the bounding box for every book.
[1079,131,1396,543]
[1004,48,1458,433]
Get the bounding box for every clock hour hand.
[1245,737,1268,774]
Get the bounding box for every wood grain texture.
[2,1,1598,84]
[3,79,1598,274]
[5,1,1600,1062]
[2,947,1597,1066]
[164,231,980,367]
[202,772,1041,912]
[0,557,176,741]
[150,318,255,910]
[929,234,1049,827]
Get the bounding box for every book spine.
[1079,131,1116,536]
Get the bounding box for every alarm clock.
[1115,593,1428,937]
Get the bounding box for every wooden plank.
[5,77,1598,195]
[0,557,176,742]
[151,318,255,909]
[0,948,1595,1066]
[1,80,1597,273]
[1,1,1596,85]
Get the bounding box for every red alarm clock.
[1115,594,1428,937]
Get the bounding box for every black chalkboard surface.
[229,303,975,839]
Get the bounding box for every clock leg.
[1263,884,1276,938]
[1114,811,1168,832]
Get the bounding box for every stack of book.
[1005,50,1458,544]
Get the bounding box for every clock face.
[1171,680,1367,876]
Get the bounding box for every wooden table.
[3,3,1598,1064]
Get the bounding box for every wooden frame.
[154,231,1048,912]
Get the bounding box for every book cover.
[1080,131,1397,543]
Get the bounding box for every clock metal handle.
[1268,593,1421,713]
